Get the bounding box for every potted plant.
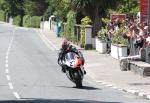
[96,27,107,53]
[111,27,128,59]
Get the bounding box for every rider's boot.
[82,66,86,74]
[61,65,66,73]
[84,70,86,74]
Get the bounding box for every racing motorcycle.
[58,52,85,88]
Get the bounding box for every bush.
[23,15,31,27]
[13,15,22,26]
[23,15,41,28]
[0,10,5,21]
[80,16,92,48]
[112,26,128,46]
[97,27,107,41]
[65,10,76,41]
[30,16,41,28]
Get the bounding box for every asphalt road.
[0,23,149,103]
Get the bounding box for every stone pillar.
[9,17,13,25]
[85,25,93,49]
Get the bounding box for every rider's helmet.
[61,39,70,51]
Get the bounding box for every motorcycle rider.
[58,39,86,74]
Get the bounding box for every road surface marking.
[138,92,146,97]
[118,88,123,91]
[5,59,8,64]
[13,92,20,99]
[5,69,9,74]
[127,89,139,94]
[6,56,8,59]
[6,75,10,81]
[5,64,8,68]
[101,82,107,85]
[106,84,113,87]
[37,30,59,51]
[111,86,119,89]
[9,82,14,90]
[96,80,103,83]
[39,33,54,51]
[4,27,21,100]
[147,95,150,99]
[85,63,104,68]
[6,52,9,56]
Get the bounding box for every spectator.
[107,21,115,53]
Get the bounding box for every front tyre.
[74,71,82,88]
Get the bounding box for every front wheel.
[74,71,82,88]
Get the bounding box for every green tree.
[23,0,48,16]
[0,0,24,22]
[3,0,24,17]
[71,0,121,36]
[116,0,139,15]
[46,0,70,21]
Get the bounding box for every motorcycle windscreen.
[65,52,77,61]
[65,52,79,68]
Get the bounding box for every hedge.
[13,15,22,26]
[23,15,31,27]
[30,16,41,28]
[0,10,5,21]
[23,15,41,28]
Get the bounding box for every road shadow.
[0,99,122,103]
[74,86,101,90]
[0,30,13,34]
[129,82,150,86]
[56,85,101,90]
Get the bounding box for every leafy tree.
[116,0,139,17]
[71,0,121,36]
[0,0,24,22]
[23,0,48,16]
[3,0,24,17]
[46,0,70,21]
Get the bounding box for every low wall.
[40,21,57,32]
[51,21,56,32]
[40,21,50,30]
[92,38,96,49]
[9,17,13,25]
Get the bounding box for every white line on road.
[5,56,8,59]
[85,63,105,68]
[127,89,139,94]
[96,80,103,83]
[6,52,9,56]
[5,59,8,64]
[13,92,20,99]
[111,86,119,89]
[39,33,54,51]
[9,82,14,90]
[147,95,150,99]
[101,82,107,85]
[118,88,124,91]
[4,27,21,100]
[38,30,59,50]
[5,64,8,68]
[106,84,113,87]
[8,44,11,48]
[5,69,9,74]
[6,75,10,81]
[138,92,147,97]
